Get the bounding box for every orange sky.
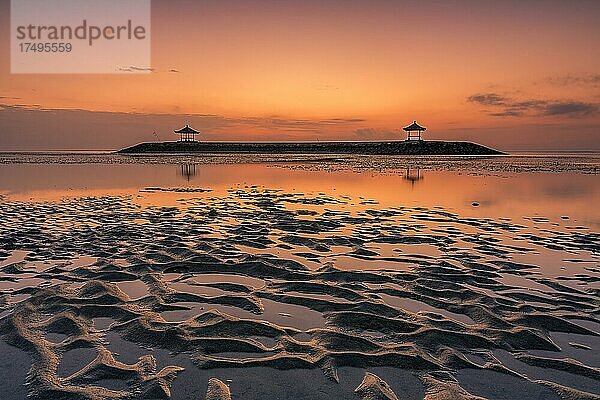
[0,0,599,150]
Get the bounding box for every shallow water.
[0,153,598,399]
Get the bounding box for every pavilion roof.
[402,121,426,131]
[174,125,200,134]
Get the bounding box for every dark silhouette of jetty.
[118,123,504,155]
[119,140,502,155]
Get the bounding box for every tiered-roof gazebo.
[402,121,426,141]
[174,125,200,142]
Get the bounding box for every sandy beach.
[0,154,598,399]
[2,0,599,397]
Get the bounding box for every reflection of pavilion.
[403,167,423,187]
[178,164,197,181]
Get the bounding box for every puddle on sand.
[44,332,68,343]
[93,317,116,331]
[0,277,46,291]
[103,331,174,366]
[389,243,445,258]
[249,336,279,348]
[328,255,415,271]
[0,339,31,400]
[57,347,97,378]
[379,294,475,325]
[160,298,326,331]
[527,331,600,368]
[260,298,327,330]
[455,368,562,400]
[116,280,149,300]
[189,273,266,289]
[493,349,600,395]
[63,255,99,271]
[161,302,207,322]
[169,281,229,297]
[0,251,29,267]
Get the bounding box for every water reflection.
[403,167,423,187]
[0,155,598,399]
[177,163,197,181]
[0,160,597,227]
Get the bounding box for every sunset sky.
[1,0,599,150]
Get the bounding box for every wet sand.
[0,154,598,399]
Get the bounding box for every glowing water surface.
[0,153,598,399]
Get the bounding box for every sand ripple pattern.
[0,188,598,399]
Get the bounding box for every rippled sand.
[0,155,598,399]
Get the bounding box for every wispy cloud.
[221,116,366,133]
[2,102,600,151]
[467,93,508,106]
[489,109,524,117]
[0,103,41,111]
[0,103,366,144]
[544,74,600,88]
[543,102,598,116]
[468,92,598,118]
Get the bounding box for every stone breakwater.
[118,141,504,155]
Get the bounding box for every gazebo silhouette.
[402,121,426,141]
[174,125,200,142]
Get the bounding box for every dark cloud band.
[468,92,598,118]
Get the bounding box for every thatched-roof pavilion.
[174,125,200,142]
[402,121,426,141]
